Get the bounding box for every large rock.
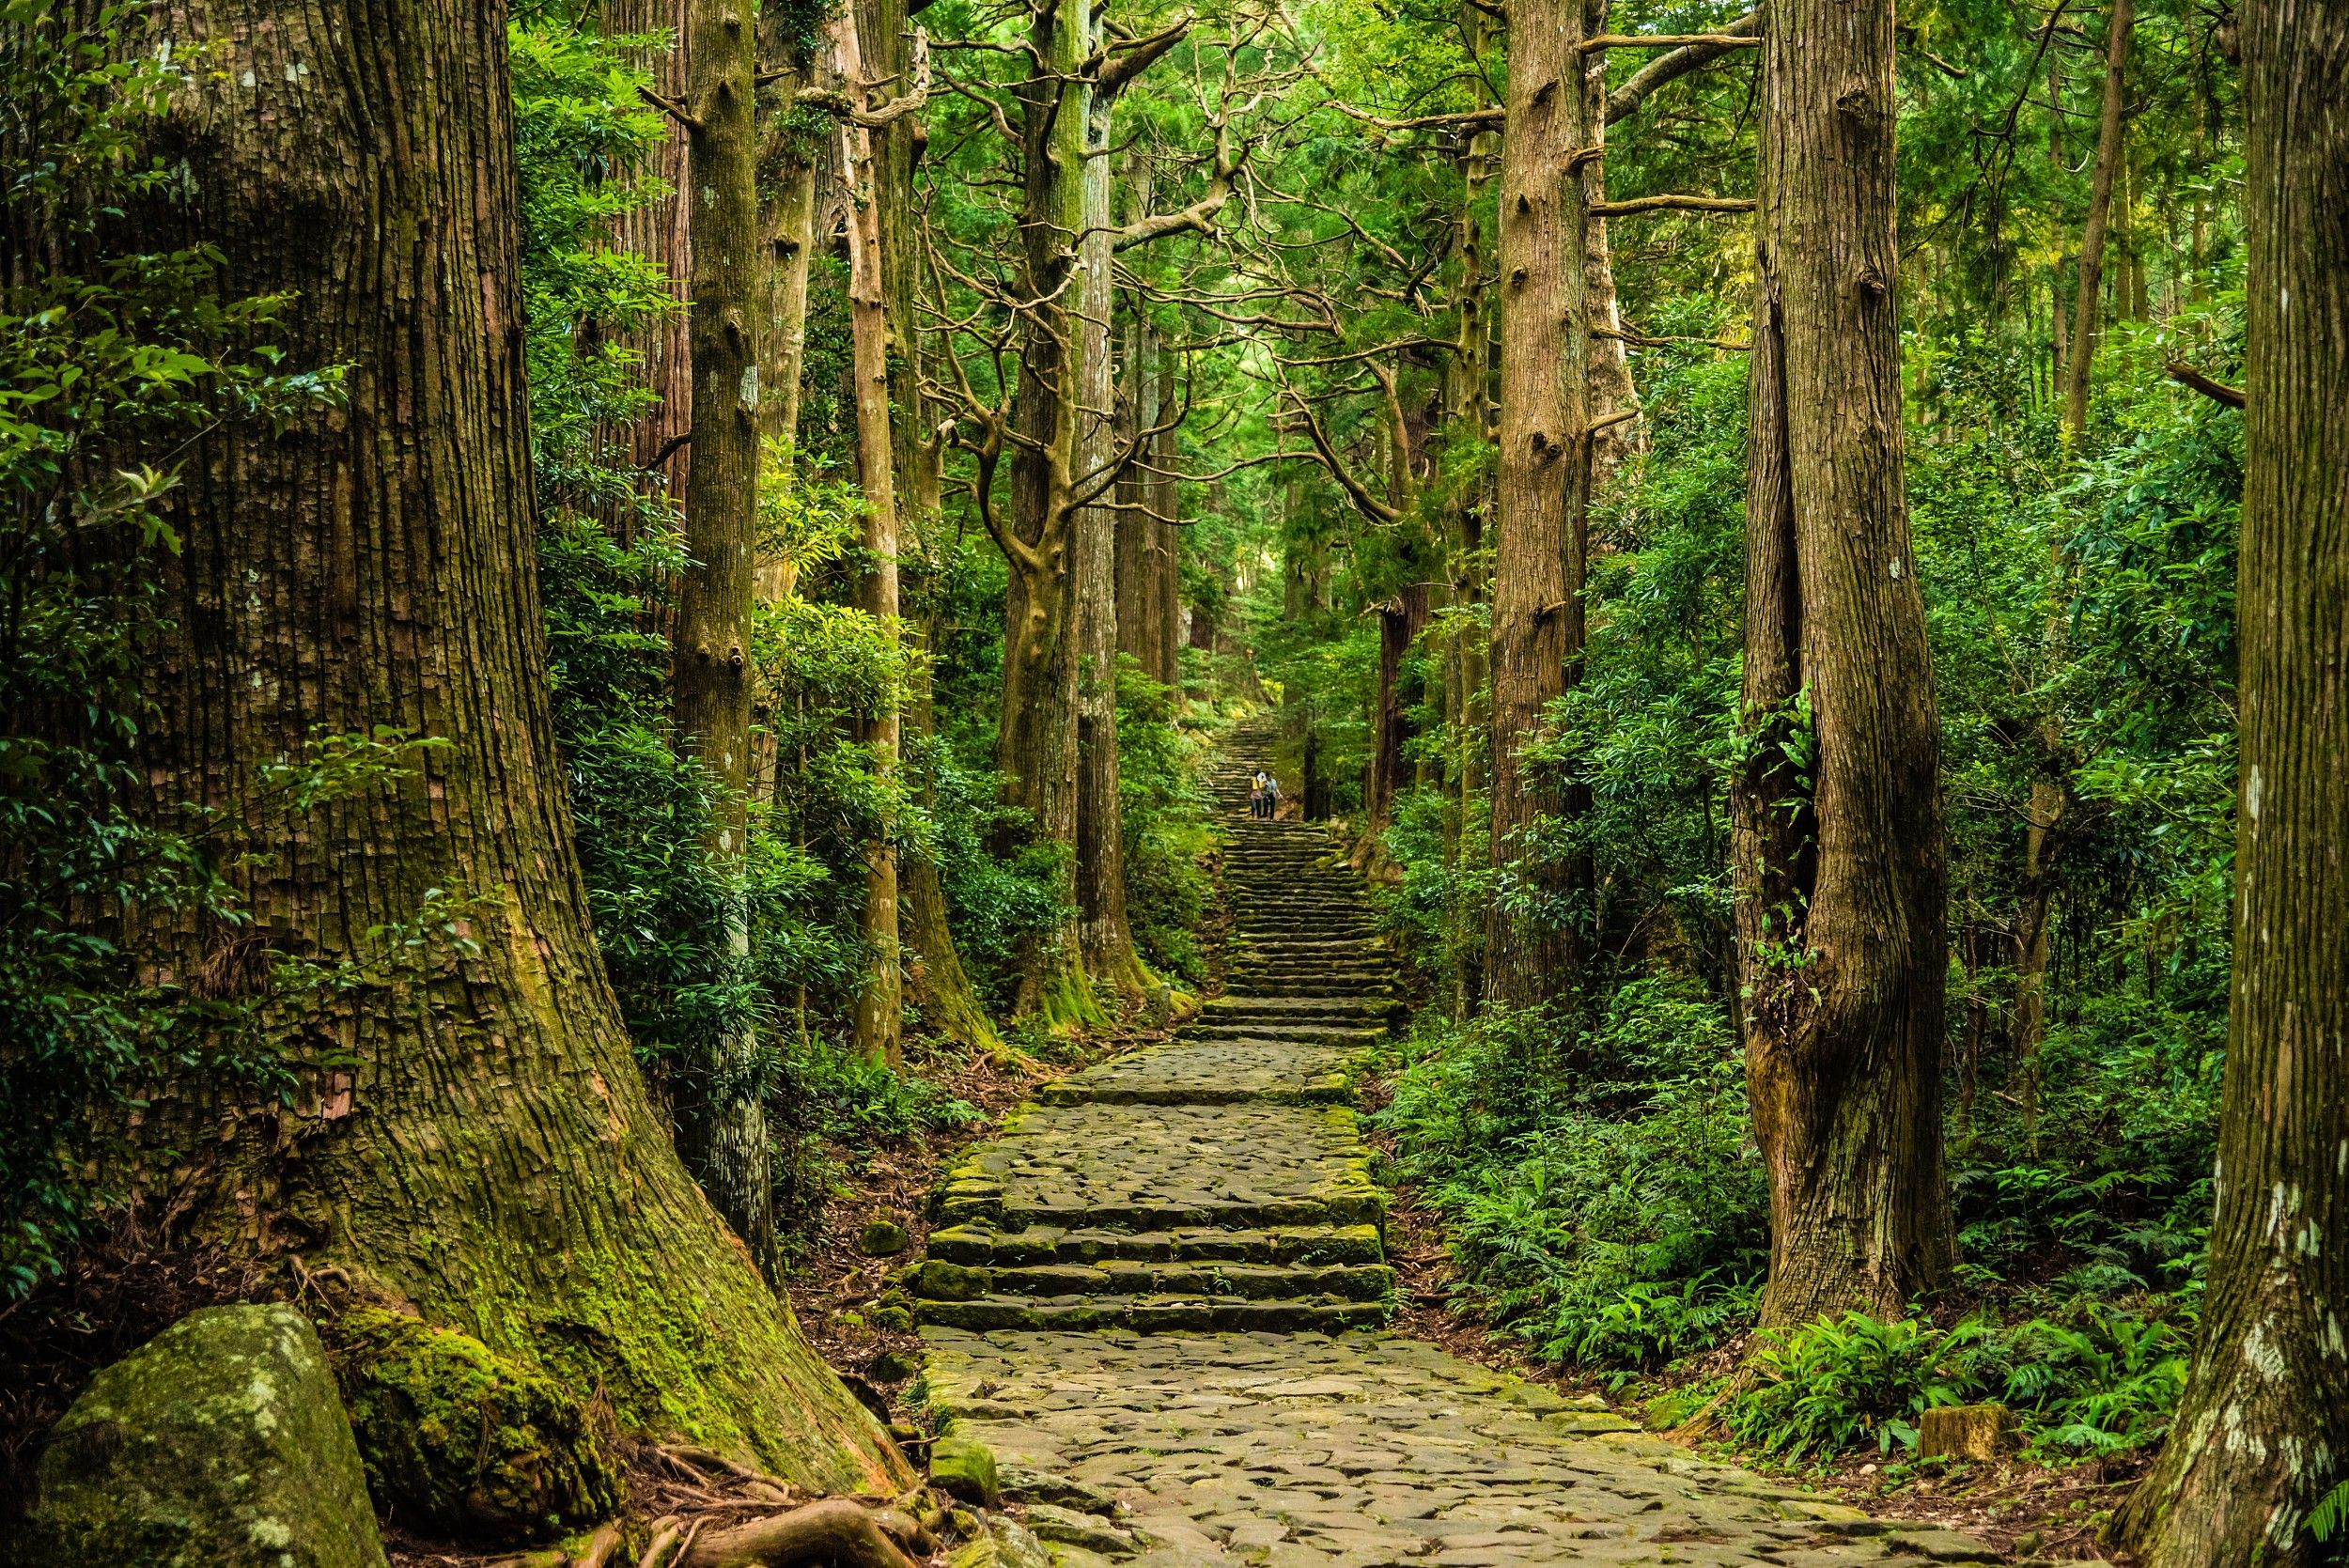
[331,1305,621,1545]
[23,1301,388,1568]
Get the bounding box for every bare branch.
[1588,193,1755,217]
[1604,11,1759,125]
[2166,360,2245,409]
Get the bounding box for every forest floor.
[1365,1148,2140,1565]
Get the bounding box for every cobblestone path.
[910,726,1999,1567]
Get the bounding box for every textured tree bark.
[608,0,694,504]
[2061,0,2132,439]
[1366,584,1429,852]
[1485,0,1585,1008]
[836,13,904,1068]
[1733,0,1952,1328]
[1072,77,1150,1001]
[672,0,776,1268]
[757,13,819,458]
[1576,0,1641,484]
[2112,4,2349,1559]
[997,0,1095,1024]
[1444,112,1494,1023]
[103,0,906,1485]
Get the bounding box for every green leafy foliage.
[1725,1305,2191,1464]
[0,0,352,1295]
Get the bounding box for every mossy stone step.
[925,1219,1384,1267]
[929,1101,1386,1232]
[1036,1039,1354,1106]
[912,1257,1396,1303]
[912,1294,1392,1333]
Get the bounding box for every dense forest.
[2,0,2343,1560]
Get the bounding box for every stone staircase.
[910,719,1399,1332]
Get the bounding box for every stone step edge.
[926,1219,1384,1267]
[912,1295,1393,1333]
[910,1258,1397,1303]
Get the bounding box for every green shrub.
[1725,1304,2192,1465]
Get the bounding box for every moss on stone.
[329,1306,622,1546]
[23,1303,388,1568]
[928,1433,1001,1506]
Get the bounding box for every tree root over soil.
[443,1446,936,1568]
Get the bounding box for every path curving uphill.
[908,722,1999,1568]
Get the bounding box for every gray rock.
[1001,1464,1123,1514]
[1024,1502,1137,1556]
[24,1302,388,1568]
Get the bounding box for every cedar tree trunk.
[116,0,906,1484]
[1734,0,1953,1327]
[2112,5,2349,1560]
[670,0,775,1265]
[2061,0,2131,438]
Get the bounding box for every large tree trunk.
[672,0,775,1266]
[1072,82,1149,1002]
[108,0,907,1485]
[1577,1,1641,483]
[1443,112,1494,1022]
[2061,0,2132,438]
[2112,5,2349,1559]
[998,0,1094,1025]
[836,12,904,1068]
[1485,0,1586,1008]
[1734,0,1952,1328]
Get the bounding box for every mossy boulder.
[331,1306,621,1545]
[23,1301,388,1568]
[928,1433,1001,1506]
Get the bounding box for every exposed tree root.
[677,1498,923,1568]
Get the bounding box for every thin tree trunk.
[95,0,905,1483]
[2061,0,2132,438]
[672,0,774,1264]
[1485,0,1586,1007]
[835,13,903,1068]
[1734,0,1952,1328]
[1152,352,1182,692]
[1577,1,1641,483]
[757,14,818,459]
[2113,5,2349,1558]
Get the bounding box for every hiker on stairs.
[1251,769,1281,819]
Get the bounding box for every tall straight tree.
[836,10,904,1067]
[1485,0,1588,1006]
[2112,3,2349,1559]
[1072,69,1150,1001]
[97,0,906,1483]
[665,0,773,1265]
[1733,0,1952,1327]
[2061,0,2132,437]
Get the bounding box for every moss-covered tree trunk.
[1073,82,1149,1003]
[1734,0,1952,1328]
[2111,4,2349,1559]
[836,11,904,1068]
[671,0,776,1267]
[119,0,908,1486]
[994,0,1097,1026]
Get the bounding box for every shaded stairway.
[910,718,1398,1331]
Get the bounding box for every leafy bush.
[1376,982,1766,1372]
[1116,659,1214,984]
[1725,1304,2192,1465]
[0,0,343,1294]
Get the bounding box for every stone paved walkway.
[911,724,1999,1567]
